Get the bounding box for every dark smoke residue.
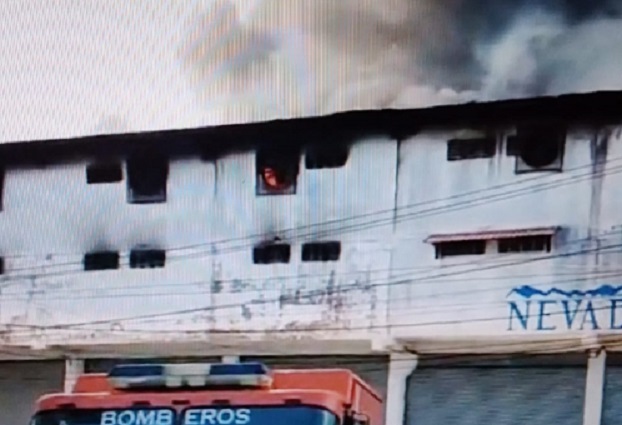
[178,0,622,124]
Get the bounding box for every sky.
[0,0,621,143]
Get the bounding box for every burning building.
[0,91,620,424]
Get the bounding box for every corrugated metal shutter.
[243,355,388,402]
[405,358,585,425]
[602,364,622,425]
[84,356,222,373]
[0,361,64,425]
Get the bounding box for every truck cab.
[30,362,383,425]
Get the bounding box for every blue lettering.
[562,300,582,329]
[580,301,600,330]
[537,300,557,331]
[183,409,251,425]
[610,299,622,329]
[100,410,174,425]
[185,410,201,425]
[508,301,530,330]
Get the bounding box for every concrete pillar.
[221,356,240,364]
[583,349,606,425]
[384,352,418,425]
[64,358,85,393]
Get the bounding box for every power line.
[4,238,622,334]
[1,155,620,286]
[1,152,622,362]
[2,266,622,303]
[3,158,622,287]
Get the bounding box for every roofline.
[2,90,622,166]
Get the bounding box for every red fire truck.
[29,362,383,425]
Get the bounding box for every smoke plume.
[178,0,622,124]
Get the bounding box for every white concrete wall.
[389,125,622,341]
[0,138,396,347]
[2,124,622,353]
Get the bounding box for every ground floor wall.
[391,349,617,425]
[603,353,622,425]
[0,361,64,425]
[405,354,587,425]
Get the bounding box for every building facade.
[1,92,622,425]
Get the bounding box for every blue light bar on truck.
[107,362,272,390]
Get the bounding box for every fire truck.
[29,362,383,425]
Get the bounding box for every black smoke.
[178,0,622,124]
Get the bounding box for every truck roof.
[36,368,383,422]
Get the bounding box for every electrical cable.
[0,148,619,284]
[5,239,622,336]
[3,267,622,302]
[2,148,620,364]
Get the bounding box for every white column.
[583,349,606,425]
[385,352,418,425]
[221,356,240,364]
[64,358,85,393]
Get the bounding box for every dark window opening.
[0,257,4,275]
[434,240,486,259]
[253,244,291,264]
[447,137,496,161]
[127,152,169,204]
[498,235,552,253]
[302,242,341,262]
[83,251,120,271]
[0,168,4,211]
[86,163,123,184]
[129,249,166,269]
[507,124,566,171]
[305,145,349,169]
[256,148,300,196]
[506,136,521,157]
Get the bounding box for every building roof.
[2,90,622,166]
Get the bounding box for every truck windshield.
[31,406,339,425]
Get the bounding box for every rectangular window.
[127,153,169,204]
[0,257,4,275]
[498,235,552,253]
[305,145,349,169]
[253,244,291,264]
[506,125,566,157]
[447,137,496,161]
[83,252,120,271]
[507,124,566,173]
[434,240,486,259]
[86,163,123,184]
[0,168,4,212]
[130,249,166,268]
[256,148,300,196]
[506,136,521,156]
[302,242,341,262]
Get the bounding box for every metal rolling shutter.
[602,362,622,425]
[405,358,586,425]
[0,361,64,425]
